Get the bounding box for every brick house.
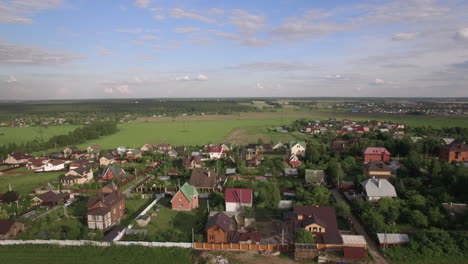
[439,142,468,163]
[171,182,199,211]
[87,190,125,230]
[101,164,127,181]
[362,147,391,163]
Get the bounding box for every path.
[122,174,153,196]
[32,206,60,220]
[332,189,389,264]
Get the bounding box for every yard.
[0,245,192,264]
[0,171,63,194]
[132,197,208,242]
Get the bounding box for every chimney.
[378,179,382,188]
[208,171,211,177]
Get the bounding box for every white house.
[208,145,224,160]
[42,159,66,172]
[360,178,397,201]
[225,188,253,212]
[289,141,306,157]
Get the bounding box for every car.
[155,205,161,212]
[64,200,74,207]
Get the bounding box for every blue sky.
[1,0,468,99]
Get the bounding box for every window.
[113,208,116,214]
[179,197,182,201]
[88,222,95,229]
[179,204,183,207]
[88,215,94,221]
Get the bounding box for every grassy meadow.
[0,125,79,145]
[0,245,192,264]
[0,171,62,194]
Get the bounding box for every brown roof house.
[62,167,93,186]
[189,169,219,192]
[140,143,156,152]
[363,161,391,179]
[63,146,78,157]
[87,190,125,230]
[183,155,202,169]
[206,212,234,243]
[293,206,343,248]
[439,142,468,163]
[33,191,70,207]
[99,153,116,166]
[126,149,142,159]
[3,152,32,166]
[0,220,25,239]
[331,140,349,153]
[87,144,101,158]
[171,182,199,211]
[157,143,172,153]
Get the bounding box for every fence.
[0,239,192,248]
[193,242,294,252]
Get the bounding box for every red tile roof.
[208,145,223,153]
[363,147,390,155]
[225,188,253,203]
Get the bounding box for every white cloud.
[255,83,264,89]
[237,38,271,46]
[175,27,200,34]
[96,47,112,56]
[392,32,416,41]
[5,75,17,83]
[175,75,190,81]
[230,9,266,34]
[272,21,349,40]
[230,61,316,72]
[134,0,150,8]
[214,31,240,40]
[0,41,82,65]
[170,8,214,23]
[209,8,224,15]
[104,87,114,94]
[195,74,208,81]
[0,0,63,24]
[116,85,130,94]
[115,28,143,34]
[454,28,468,41]
[153,14,165,20]
[374,78,386,85]
[141,34,159,40]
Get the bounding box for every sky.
[0,0,468,100]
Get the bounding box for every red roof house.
[363,147,391,163]
[225,188,253,212]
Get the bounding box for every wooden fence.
[193,242,294,252]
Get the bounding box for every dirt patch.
[193,250,308,264]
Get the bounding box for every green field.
[0,125,79,145]
[0,171,62,194]
[0,245,192,264]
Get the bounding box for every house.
[71,151,86,160]
[100,153,116,166]
[34,191,70,207]
[126,149,142,159]
[439,142,468,163]
[87,144,102,153]
[289,141,306,157]
[272,142,284,150]
[157,143,172,153]
[363,161,391,179]
[69,159,95,170]
[208,145,224,159]
[220,143,231,152]
[360,178,397,201]
[140,143,156,152]
[189,169,219,192]
[362,147,391,163]
[247,156,262,167]
[305,170,325,185]
[0,220,25,239]
[63,146,78,156]
[330,140,349,153]
[284,168,298,177]
[171,182,199,211]
[293,206,342,246]
[3,152,32,166]
[168,149,178,158]
[289,154,302,167]
[206,212,233,243]
[226,168,236,176]
[42,159,66,172]
[27,157,48,170]
[225,188,253,212]
[377,233,409,248]
[101,164,127,181]
[175,146,187,153]
[116,146,126,156]
[183,155,202,169]
[87,190,125,230]
[62,167,93,186]
[342,235,368,259]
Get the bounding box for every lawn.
[0,245,192,264]
[134,198,208,238]
[122,198,153,226]
[0,171,63,194]
[0,125,79,145]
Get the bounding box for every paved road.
[332,189,389,264]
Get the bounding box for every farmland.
[0,245,192,264]
[0,125,79,146]
[0,171,62,195]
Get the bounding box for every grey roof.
[360,178,397,198]
[305,170,325,184]
[377,233,410,244]
[226,168,236,175]
[205,212,232,232]
[284,168,298,176]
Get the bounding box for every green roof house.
[171,182,199,211]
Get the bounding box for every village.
[1,118,468,263]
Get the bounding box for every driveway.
[332,189,389,264]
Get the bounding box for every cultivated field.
[0,171,62,194]
[0,245,192,264]
[0,125,79,145]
